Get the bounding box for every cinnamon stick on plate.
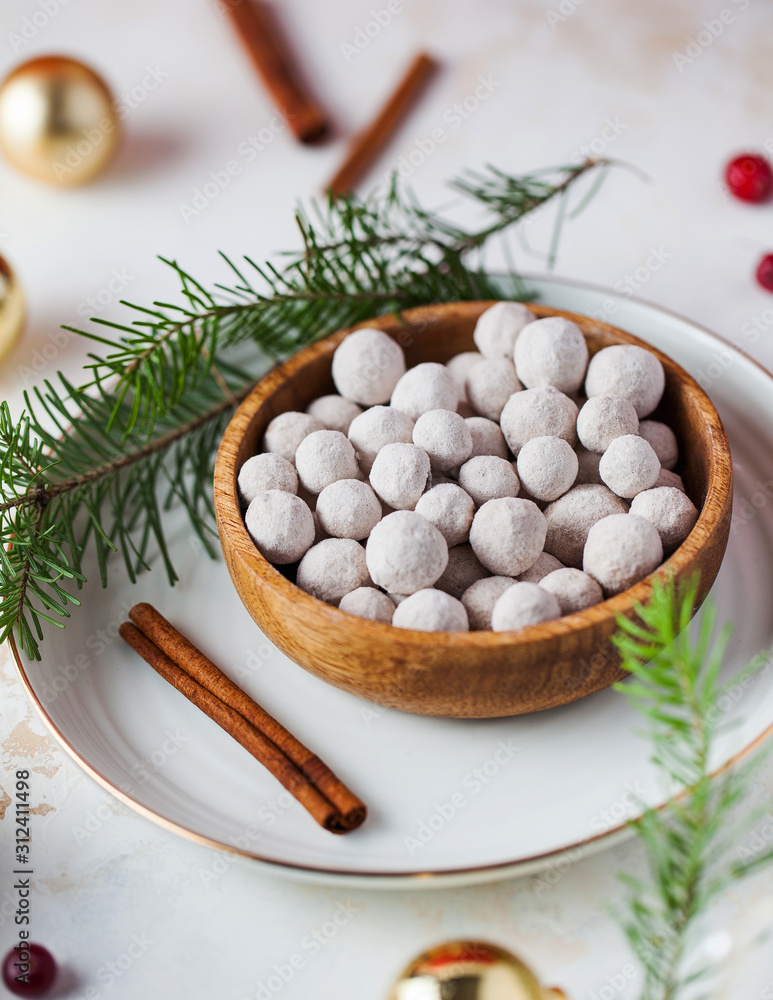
[222,0,329,144]
[120,604,366,834]
[327,52,438,197]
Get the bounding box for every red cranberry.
[725,153,773,203]
[757,254,773,292]
[2,944,56,997]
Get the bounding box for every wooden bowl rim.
[214,301,732,656]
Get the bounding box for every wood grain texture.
[213,302,733,719]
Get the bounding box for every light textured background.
[2,1,773,998]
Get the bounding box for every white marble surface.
[2,0,773,997]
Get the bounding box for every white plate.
[13,276,773,889]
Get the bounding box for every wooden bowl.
[214,302,733,718]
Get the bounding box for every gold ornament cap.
[0,55,120,185]
[0,255,25,362]
[388,940,567,1000]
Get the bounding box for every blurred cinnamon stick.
[327,51,438,196]
[222,0,329,144]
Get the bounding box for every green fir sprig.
[0,158,610,660]
[612,576,773,1000]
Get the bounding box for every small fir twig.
[612,576,773,1000]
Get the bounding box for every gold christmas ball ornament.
[0,255,25,362]
[0,56,120,185]
[388,941,567,1000]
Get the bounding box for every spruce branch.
[0,366,254,659]
[612,577,773,1000]
[0,158,614,660]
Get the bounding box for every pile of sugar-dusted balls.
[239,303,699,632]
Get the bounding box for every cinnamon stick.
[129,602,364,823]
[222,0,329,144]
[327,52,438,197]
[119,616,366,833]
